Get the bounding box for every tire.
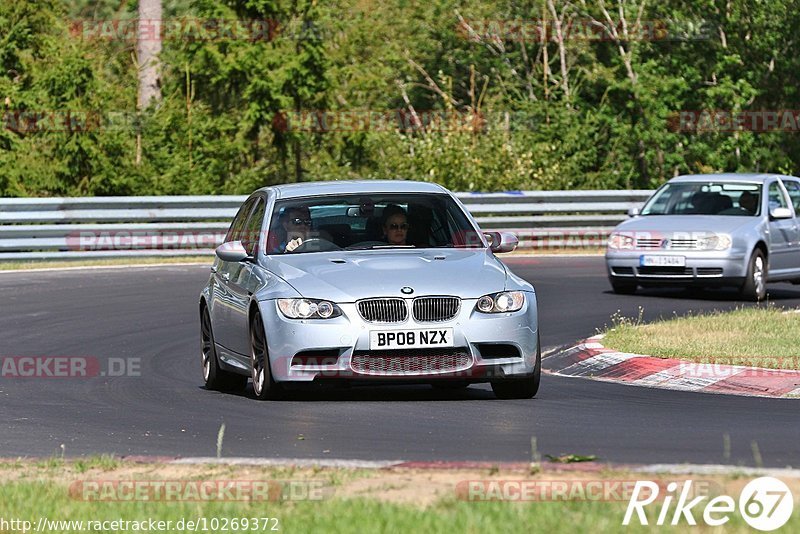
[201,306,247,391]
[610,278,637,294]
[491,336,541,399]
[740,249,767,301]
[250,312,282,400]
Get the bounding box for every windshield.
[640,182,762,216]
[266,193,484,254]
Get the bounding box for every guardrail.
[0,191,653,260]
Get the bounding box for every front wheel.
[740,249,767,301]
[250,312,282,400]
[491,336,541,399]
[201,307,247,391]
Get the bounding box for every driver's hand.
[286,237,303,252]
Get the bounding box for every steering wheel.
[291,238,341,253]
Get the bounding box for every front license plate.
[640,255,686,267]
[369,328,454,350]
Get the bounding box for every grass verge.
[0,256,213,271]
[0,459,798,533]
[602,307,800,368]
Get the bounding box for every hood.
[265,248,508,302]
[614,215,757,234]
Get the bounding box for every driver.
[281,206,312,252]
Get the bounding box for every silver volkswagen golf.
[606,173,800,300]
[199,180,540,399]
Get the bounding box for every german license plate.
[369,328,454,350]
[640,255,686,267]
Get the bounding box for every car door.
[766,180,799,275]
[223,196,267,357]
[780,179,800,274]
[211,196,257,356]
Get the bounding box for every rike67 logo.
[623,477,793,531]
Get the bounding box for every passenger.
[739,191,758,214]
[382,205,410,245]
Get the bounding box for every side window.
[242,198,265,256]
[768,182,788,210]
[782,180,800,213]
[225,197,256,243]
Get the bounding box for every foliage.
[2,0,800,196]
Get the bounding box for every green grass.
[602,307,800,368]
[3,460,799,533]
[509,246,604,256]
[0,256,213,271]
[3,479,792,533]
[73,455,122,474]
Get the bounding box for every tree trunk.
[136,0,162,164]
[137,0,162,110]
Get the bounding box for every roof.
[256,180,450,199]
[668,173,798,183]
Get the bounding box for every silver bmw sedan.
[606,173,800,300]
[199,180,540,399]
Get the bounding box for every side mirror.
[215,241,251,263]
[770,207,793,220]
[627,206,641,217]
[484,231,519,253]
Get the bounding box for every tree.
[137,0,163,109]
[136,0,162,165]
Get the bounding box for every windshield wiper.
[344,244,415,250]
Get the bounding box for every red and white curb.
[543,335,800,399]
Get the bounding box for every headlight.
[475,291,525,313]
[607,233,635,250]
[277,298,341,319]
[696,233,732,251]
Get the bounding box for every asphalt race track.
[1,257,799,467]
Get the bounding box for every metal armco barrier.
[0,190,653,260]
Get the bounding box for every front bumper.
[260,294,539,383]
[605,251,747,285]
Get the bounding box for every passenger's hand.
[286,237,303,252]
